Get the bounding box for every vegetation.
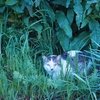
[0,0,100,99]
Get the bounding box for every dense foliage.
[1,0,100,52]
[0,0,100,99]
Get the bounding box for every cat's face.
[42,55,61,75]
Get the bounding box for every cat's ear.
[56,55,61,61]
[42,56,47,61]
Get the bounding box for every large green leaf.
[35,0,41,7]
[89,20,100,48]
[51,0,66,6]
[70,32,90,50]
[74,4,83,29]
[85,0,98,15]
[11,4,23,13]
[25,4,33,16]
[95,3,100,11]
[86,0,98,10]
[24,17,29,27]
[66,0,71,8]
[5,0,18,6]
[81,17,90,28]
[89,20,99,31]
[56,11,72,38]
[24,0,33,6]
[66,9,74,25]
[86,7,92,15]
[73,0,82,4]
[21,0,33,16]
[0,6,5,13]
[42,0,55,22]
[56,29,70,51]
[90,29,100,49]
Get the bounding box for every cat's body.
[42,50,92,79]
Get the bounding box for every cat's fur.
[42,50,92,79]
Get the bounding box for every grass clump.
[0,30,100,100]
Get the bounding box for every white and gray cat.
[42,50,92,79]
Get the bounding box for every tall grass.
[0,28,100,100]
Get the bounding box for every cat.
[42,50,92,79]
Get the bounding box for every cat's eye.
[47,64,50,66]
[53,57,56,61]
[52,58,55,60]
[54,64,57,66]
